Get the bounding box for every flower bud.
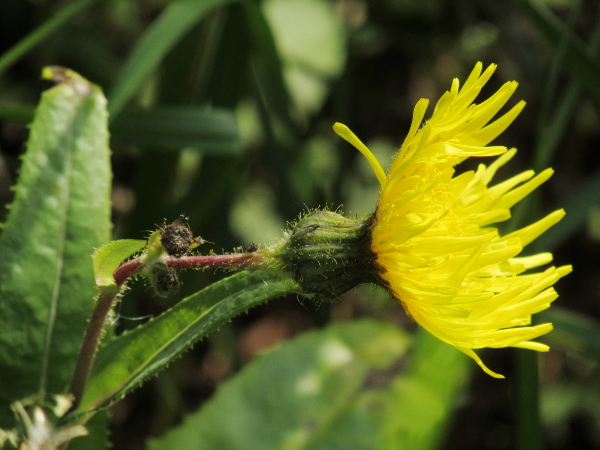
[277,210,380,301]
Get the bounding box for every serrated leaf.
[148,319,410,450]
[79,270,299,411]
[92,240,146,287]
[0,67,112,427]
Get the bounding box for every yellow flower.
[333,62,572,378]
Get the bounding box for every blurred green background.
[1,0,599,448]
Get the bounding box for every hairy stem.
[68,250,263,411]
[166,252,262,270]
[68,289,117,411]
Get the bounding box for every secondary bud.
[147,263,181,298]
[160,217,204,257]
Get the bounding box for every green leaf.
[243,1,306,217]
[381,330,471,449]
[68,409,109,450]
[0,0,99,76]
[540,306,600,361]
[538,169,600,251]
[263,0,346,115]
[0,67,112,427]
[80,270,299,411]
[0,105,241,154]
[243,1,296,133]
[110,107,240,153]
[513,0,600,108]
[533,23,600,172]
[0,103,35,123]
[515,350,543,450]
[108,0,234,118]
[148,319,410,449]
[92,240,146,287]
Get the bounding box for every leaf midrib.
[39,91,83,395]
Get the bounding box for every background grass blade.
[513,0,600,108]
[0,0,98,76]
[0,103,35,123]
[512,14,600,228]
[0,104,240,154]
[107,0,233,118]
[534,7,600,172]
[110,107,240,153]
[243,1,295,133]
[515,350,543,450]
[540,307,600,361]
[538,170,600,252]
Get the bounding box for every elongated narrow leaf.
[0,103,35,123]
[243,1,296,133]
[538,169,600,251]
[540,307,600,361]
[0,105,240,154]
[533,19,600,173]
[513,0,600,108]
[80,270,299,411]
[110,107,240,153]
[515,350,543,450]
[0,0,98,76]
[149,319,410,449]
[0,67,112,427]
[108,0,233,118]
[242,2,305,217]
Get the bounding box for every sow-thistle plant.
[328,62,572,378]
[62,62,570,428]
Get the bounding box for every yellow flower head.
[333,62,572,378]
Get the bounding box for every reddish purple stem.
[113,252,261,286]
[166,252,260,270]
[69,250,263,413]
[113,258,143,286]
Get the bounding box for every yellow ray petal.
[333,122,387,186]
[458,347,505,379]
[470,101,526,146]
[399,98,429,153]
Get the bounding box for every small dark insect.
[160,216,204,257]
[151,264,181,298]
[246,243,259,253]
